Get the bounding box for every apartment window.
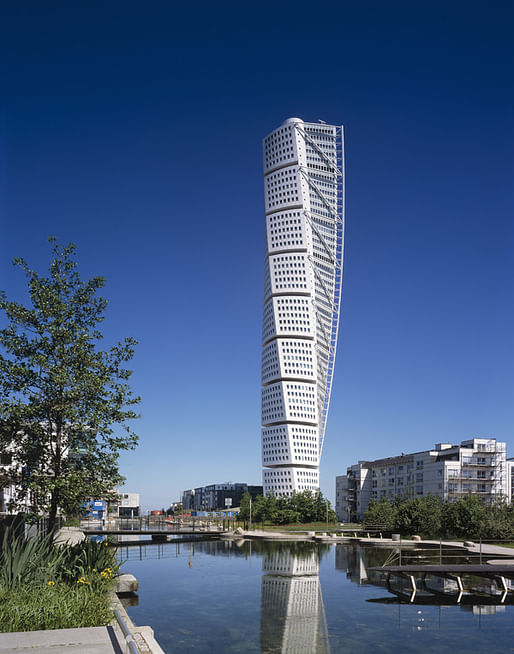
[416,473,423,482]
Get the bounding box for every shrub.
[0,528,66,591]
[59,538,119,583]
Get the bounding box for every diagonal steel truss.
[294,124,345,456]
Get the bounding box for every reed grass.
[0,528,121,632]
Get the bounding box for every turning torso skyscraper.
[261,118,345,497]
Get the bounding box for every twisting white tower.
[261,118,344,497]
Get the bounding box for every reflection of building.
[335,542,514,614]
[336,438,512,521]
[261,118,344,497]
[335,543,368,584]
[181,483,262,512]
[261,547,329,653]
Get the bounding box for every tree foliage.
[396,495,442,536]
[245,490,337,525]
[0,239,140,528]
[363,498,398,530]
[238,492,252,521]
[364,493,514,539]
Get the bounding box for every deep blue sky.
[1,1,513,510]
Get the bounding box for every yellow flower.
[47,581,55,586]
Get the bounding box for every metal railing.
[114,609,139,654]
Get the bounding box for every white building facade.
[336,438,512,522]
[261,118,344,496]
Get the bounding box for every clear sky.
[1,1,513,511]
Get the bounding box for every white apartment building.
[261,117,344,497]
[336,438,512,522]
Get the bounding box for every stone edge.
[109,589,166,654]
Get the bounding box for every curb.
[110,589,166,654]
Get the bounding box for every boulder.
[53,527,86,547]
[115,573,139,594]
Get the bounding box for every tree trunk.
[49,490,59,533]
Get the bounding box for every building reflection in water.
[260,544,330,654]
[335,542,514,624]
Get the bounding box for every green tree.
[251,495,267,522]
[238,491,252,521]
[290,490,315,522]
[364,498,398,530]
[483,499,514,540]
[396,495,442,538]
[263,493,279,523]
[0,240,140,530]
[441,493,487,539]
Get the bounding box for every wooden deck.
[369,563,514,576]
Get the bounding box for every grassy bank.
[0,579,113,632]
[0,528,119,633]
[255,521,360,532]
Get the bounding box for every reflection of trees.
[242,540,330,562]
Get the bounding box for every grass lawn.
[255,522,361,532]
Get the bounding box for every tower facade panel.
[261,117,344,497]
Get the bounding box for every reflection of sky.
[334,543,514,619]
[120,541,514,653]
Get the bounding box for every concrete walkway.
[0,626,124,653]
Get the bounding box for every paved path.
[0,626,124,653]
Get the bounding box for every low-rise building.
[336,438,511,522]
[116,492,140,518]
[182,483,263,512]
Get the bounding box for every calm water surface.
[118,540,514,653]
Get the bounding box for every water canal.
[117,540,514,653]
